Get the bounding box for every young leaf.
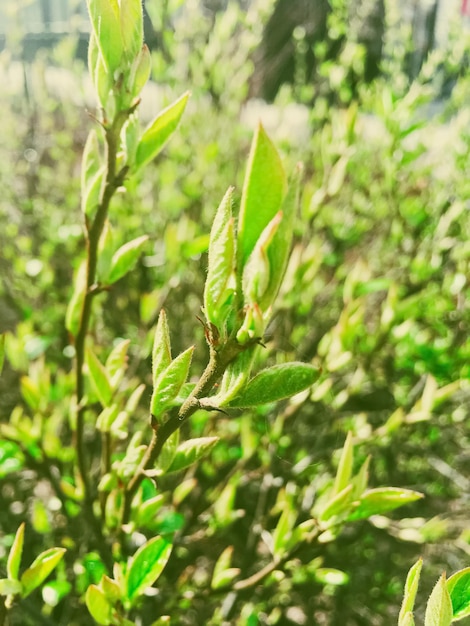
[126,536,172,603]
[150,346,194,417]
[447,567,470,621]
[157,429,180,474]
[86,347,113,407]
[107,235,149,284]
[128,44,151,99]
[0,579,22,596]
[424,574,453,626]
[211,547,240,590]
[216,348,256,406]
[204,187,236,330]
[100,575,121,604]
[319,484,354,522]
[333,432,354,497]
[258,162,302,312]
[399,559,423,625]
[166,437,219,473]
[152,310,172,383]
[401,612,416,626]
[237,123,287,268]
[272,506,297,557]
[65,260,86,337]
[346,488,423,522]
[351,455,371,499]
[120,0,143,61]
[7,523,25,581]
[21,548,66,597]
[135,92,190,170]
[106,339,131,388]
[86,0,123,75]
[81,129,102,216]
[85,584,113,625]
[226,362,319,408]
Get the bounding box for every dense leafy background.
[0,1,470,624]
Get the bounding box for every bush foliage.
[0,1,470,625]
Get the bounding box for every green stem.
[120,339,245,528]
[72,107,133,568]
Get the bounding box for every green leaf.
[150,346,194,417]
[204,187,236,330]
[166,437,219,473]
[157,429,180,474]
[314,568,350,586]
[399,559,423,625]
[447,567,470,620]
[120,0,143,60]
[346,488,424,522]
[100,575,121,604]
[135,92,190,170]
[333,432,354,497]
[136,495,165,526]
[65,260,86,337]
[216,348,256,406]
[152,310,172,383]
[257,163,302,311]
[7,523,24,580]
[0,334,4,375]
[319,484,354,522]
[81,129,102,216]
[272,506,297,557]
[86,0,123,74]
[105,339,131,388]
[126,536,172,603]
[21,547,66,597]
[351,455,370,499]
[85,584,113,625]
[108,235,149,284]
[401,612,416,626]
[425,574,453,626]
[86,347,113,407]
[128,44,151,99]
[237,123,287,268]
[0,578,22,596]
[211,547,240,590]
[227,362,319,408]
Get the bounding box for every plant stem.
[72,108,131,567]
[120,339,245,527]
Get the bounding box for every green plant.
[1,2,470,625]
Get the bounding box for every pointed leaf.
[272,506,297,557]
[66,260,86,337]
[157,429,180,474]
[152,310,172,383]
[166,437,219,473]
[7,523,25,581]
[258,163,302,311]
[106,339,131,388]
[425,574,453,626]
[120,0,143,60]
[238,124,287,267]
[401,612,415,626]
[126,536,172,603]
[85,584,113,625]
[21,548,66,597]
[204,187,236,330]
[150,346,194,417]
[100,575,121,604]
[319,484,354,522]
[227,362,319,408]
[86,0,123,74]
[347,488,423,522]
[86,347,113,407]
[351,455,370,499]
[135,93,189,170]
[333,432,354,497]
[108,235,149,284]
[216,348,257,406]
[399,559,423,625]
[447,567,470,620]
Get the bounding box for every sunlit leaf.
[424,574,452,626]
[21,548,66,597]
[126,536,172,603]
[108,235,149,284]
[347,488,423,522]
[227,362,319,408]
[135,92,190,170]
[166,437,219,473]
[7,523,25,581]
[447,567,470,621]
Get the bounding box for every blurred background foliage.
[0,0,470,624]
